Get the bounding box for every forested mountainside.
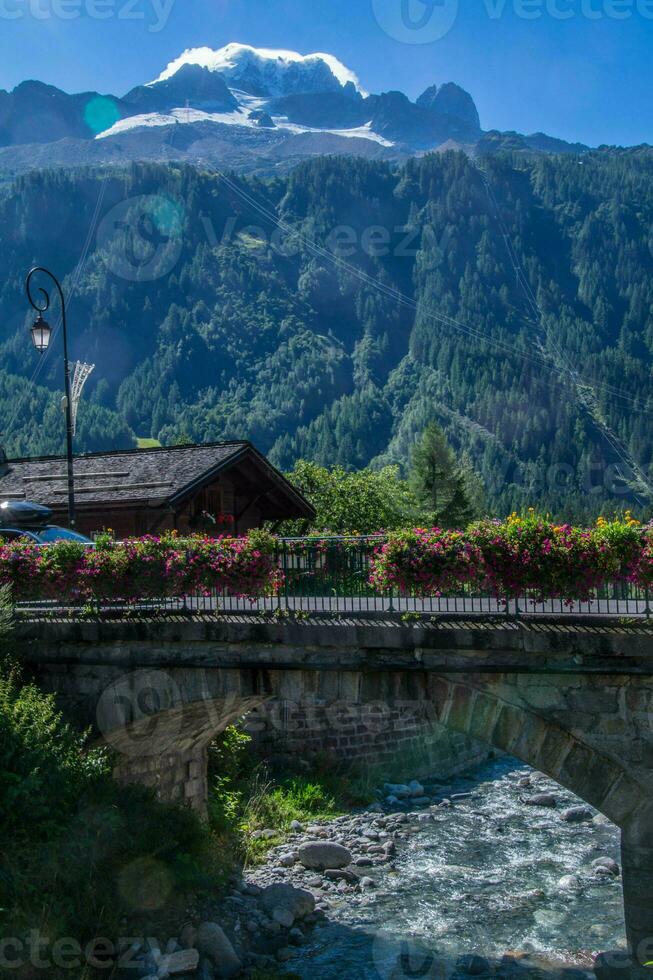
[1,148,653,518]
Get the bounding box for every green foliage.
[207,726,366,865]
[409,421,480,527]
[0,675,107,839]
[2,151,653,518]
[247,777,340,831]
[278,459,421,535]
[0,587,224,968]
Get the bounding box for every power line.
[202,160,653,421]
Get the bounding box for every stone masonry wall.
[243,700,493,782]
[113,745,209,811]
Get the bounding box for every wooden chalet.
[0,441,315,538]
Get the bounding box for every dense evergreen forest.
[1,147,652,519]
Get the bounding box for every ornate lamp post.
[25,267,76,528]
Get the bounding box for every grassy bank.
[206,725,373,864]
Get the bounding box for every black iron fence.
[13,535,653,621]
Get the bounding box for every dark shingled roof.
[0,441,315,519]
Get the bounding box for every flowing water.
[289,758,625,979]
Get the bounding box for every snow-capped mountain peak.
[150,42,367,98]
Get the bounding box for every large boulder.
[560,805,593,823]
[259,882,315,920]
[592,856,620,876]
[523,793,557,808]
[297,841,352,871]
[195,922,241,979]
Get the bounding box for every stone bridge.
[16,616,653,971]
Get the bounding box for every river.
[288,758,625,978]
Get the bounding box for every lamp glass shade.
[31,315,52,353]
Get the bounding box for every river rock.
[272,907,295,928]
[157,949,200,975]
[523,793,557,808]
[384,783,412,799]
[561,805,593,823]
[592,857,620,876]
[593,812,613,827]
[290,820,304,832]
[195,923,241,979]
[260,882,316,919]
[366,802,385,813]
[278,852,297,867]
[557,874,583,891]
[324,868,358,883]
[359,876,377,890]
[408,780,425,797]
[297,841,352,870]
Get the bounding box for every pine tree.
[409,422,477,528]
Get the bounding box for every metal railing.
[14,535,653,622]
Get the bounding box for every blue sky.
[0,0,650,146]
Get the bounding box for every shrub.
[0,675,107,840]
[369,512,644,604]
[0,530,281,603]
[369,527,483,595]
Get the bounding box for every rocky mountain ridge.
[0,43,592,174]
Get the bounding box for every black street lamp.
[25,267,76,528]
